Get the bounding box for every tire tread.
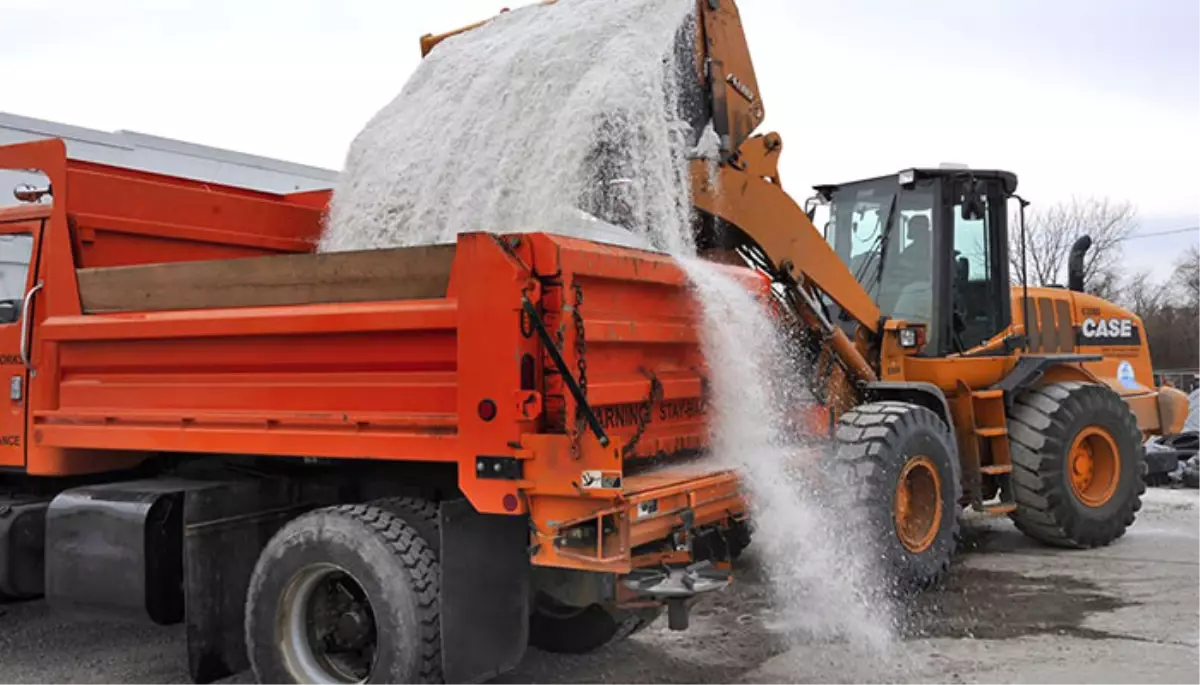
[1007,382,1145,549]
[832,401,962,591]
[245,503,443,683]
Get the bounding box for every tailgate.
[527,457,745,573]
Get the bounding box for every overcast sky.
[1,0,1196,274]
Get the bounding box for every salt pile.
[680,256,895,649]
[321,0,895,654]
[320,0,702,254]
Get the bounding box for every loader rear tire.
[832,401,962,593]
[1007,381,1145,548]
[245,504,442,684]
[528,595,661,654]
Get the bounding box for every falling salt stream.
[321,0,900,664]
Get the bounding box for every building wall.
[1,111,338,208]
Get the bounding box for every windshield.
[824,178,938,344]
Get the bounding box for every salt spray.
[321,0,896,657]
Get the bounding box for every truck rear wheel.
[369,496,441,556]
[245,504,442,683]
[528,594,661,654]
[832,401,962,593]
[1007,381,1145,548]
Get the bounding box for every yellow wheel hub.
[895,456,943,554]
[1068,426,1120,507]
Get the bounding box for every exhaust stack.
[1068,235,1092,292]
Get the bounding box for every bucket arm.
[689,0,880,383]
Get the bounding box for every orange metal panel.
[451,233,551,515]
[523,233,755,460]
[64,162,323,264]
[32,423,459,465]
[284,188,333,210]
[526,464,744,572]
[34,302,461,478]
[71,212,311,265]
[39,299,457,341]
[0,205,52,222]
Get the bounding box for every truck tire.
[245,504,442,684]
[1007,381,1145,548]
[528,595,661,654]
[831,401,962,593]
[369,496,441,556]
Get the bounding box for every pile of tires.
[1145,432,1198,488]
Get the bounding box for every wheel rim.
[1068,426,1121,507]
[278,563,378,684]
[894,455,943,554]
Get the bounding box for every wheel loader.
[677,0,1189,585]
[424,0,1188,589]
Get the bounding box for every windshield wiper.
[861,193,898,297]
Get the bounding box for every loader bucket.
[417,0,763,159]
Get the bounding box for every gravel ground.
[1,487,1196,684]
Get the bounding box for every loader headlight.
[899,327,919,348]
[898,169,916,187]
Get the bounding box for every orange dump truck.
[0,139,749,683]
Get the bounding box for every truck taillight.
[478,399,497,421]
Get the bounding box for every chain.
[623,372,663,459]
[572,282,588,443]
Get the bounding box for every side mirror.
[960,201,982,221]
[803,195,819,222]
[959,179,986,221]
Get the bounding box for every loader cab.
[817,168,1017,356]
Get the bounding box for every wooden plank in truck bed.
[76,244,456,313]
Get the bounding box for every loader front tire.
[832,401,962,593]
[245,504,442,684]
[1007,381,1145,548]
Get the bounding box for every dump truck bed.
[37,232,719,465]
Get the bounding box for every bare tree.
[1009,197,1137,297]
[1120,253,1200,370]
[1171,243,1199,309]
[1118,270,1168,318]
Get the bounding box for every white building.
[1,111,338,207]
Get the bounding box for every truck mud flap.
[0,497,51,599]
[440,498,531,683]
[182,479,339,683]
[44,477,339,684]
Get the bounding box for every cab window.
[951,200,1001,349]
[0,233,33,324]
